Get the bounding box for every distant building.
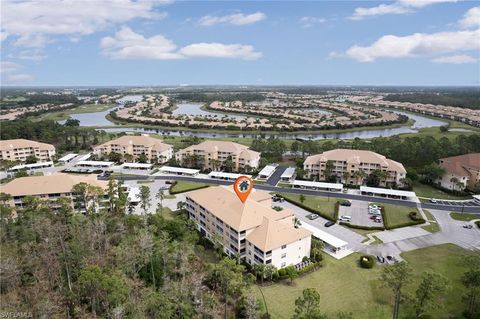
[93,135,173,163]
[175,141,260,172]
[437,153,480,191]
[1,173,108,213]
[185,186,311,269]
[0,139,56,163]
[304,149,406,187]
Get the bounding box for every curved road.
[112,174,480,214]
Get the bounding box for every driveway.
[266,166,287,186]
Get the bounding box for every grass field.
[413,182,471,200]
[421,210,441,233]
[170,181,210,194]
[256,244,472,319]
[31,103,115,122]
[450,212,479,221]
[377,203,418,228]
[277,193,338,220]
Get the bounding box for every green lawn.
[257,244,472,319]
[376,203,418,229]
[170,181,210,194]
[31,103,115,122]
[278,193,338,220]
[450,212,479,221]
[413,182,470,201]
[136,180,154,184]
[421,210,441,233]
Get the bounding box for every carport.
[292,180,343,192]
[300,222,353,259]
[360,186,416,200]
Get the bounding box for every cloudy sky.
[1,0,479,86]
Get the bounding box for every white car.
[339,215,352,222]
[369,205,379,210]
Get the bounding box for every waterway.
[65,98,460,140]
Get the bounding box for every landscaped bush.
[298,262,321,275]
[409,211,423,221]
[475,221,480,229]
[359,255,375,269]
[277,268,286,277]
[339,221,385,231]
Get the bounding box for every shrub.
[475,221,480,229]
[339,222,385,231]
[278,268,286,277]
[409,211,424,221]
[359,255,375,269]
[302,256,310,262]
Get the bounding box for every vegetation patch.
[449,212,479,221]
[169,180,210,194]
[421,210,441,233]
[378,203,424,229]
[359,255,375,269]
[276,193,338,221]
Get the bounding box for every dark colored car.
[324,221,335,227]
[377,256,385,263]
[340,200,352,207]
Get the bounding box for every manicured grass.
[31,103,115,121]
[136,180,154,184]
[376,202,419,229]
[256,244,472,319]
[169,181,210,194]
[164,194,176,199]
[450,212,479,221]
[413,182,470,200]
[421,210,441,233]
[278,193,337,220]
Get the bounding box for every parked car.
[324,221,335,227]
[430,199,437,203]
[340,200,351,206]
[463,224,473,229]
[165,180,173,184]
[341,215,352,220]
[307,214,319,220]
[376,256,385,263]
[339,217,351,222]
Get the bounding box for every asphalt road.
[111,175,480,213]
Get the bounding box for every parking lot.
[339,200,384,228]
[429,199,480,207]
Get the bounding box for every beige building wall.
[0,139,56,163]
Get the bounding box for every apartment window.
[281,245,287,249]
[281,262,286,268]
[281,253,286,258]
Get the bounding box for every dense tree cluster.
[1,93,80,109]
[0,119,110,153]
[384,91,480,110]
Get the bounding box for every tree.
[15,169,29,178]
[138,185,151,221]
[323,160,335,182]
[107,176,118,213]
[293,288,327,319]
[461,255,480,317]
[156,188,165,214]
[412,272,448,319]
[25,155,38,164]
[299,194,306,204]
[381,261,412,319]
[419,163,445,185]
[342,171,350,184]
[211,159,222,171]
[138,153,148,163]
[285,266,298,285]
[223,156,235,173]
[450,177,460,192]
[108,151,122,163]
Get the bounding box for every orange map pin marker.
[233,176,254,203]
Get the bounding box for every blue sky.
[1,0,479,86]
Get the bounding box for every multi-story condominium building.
[175,141,260,172]
[0,139,56,163]
[437,153,480,191]
[185,186,311,269]
[93,135,173,163]
[304,149,407,187]
[1,173,108,213]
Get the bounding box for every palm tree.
[450,177,459,192]
[211,159,221,171]
[342,171,350,184]
[353,169,367,185]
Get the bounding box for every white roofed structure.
[75,160,115,168]
[159,166,200,176]
[208,171,252,181]
[360,186,416,200]
[58,153,77,163]
[76,153,91,162]
[280,167,296,182]
[120,163,153,170]
[257,164,278,179]
[8,161,54,172]
[292,180,343,192]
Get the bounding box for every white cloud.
[432,54,478,64]
[198,12,266,26]
[459,6,480,29]
[0,31,8,41]
[100,27,262,61]
[342,29,480,62]
[101,26,182,60]
[14,50,47,61]
[0,61,34,84]
[179,43,262,60]
[299,17,327,28]
[350,0,458,20]
[1,0,168,48]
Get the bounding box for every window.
[281,253,286,258]
[281,262,286,267]
[281,245,287,249]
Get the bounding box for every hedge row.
[276,194,336,222]
[339,221,385,231]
